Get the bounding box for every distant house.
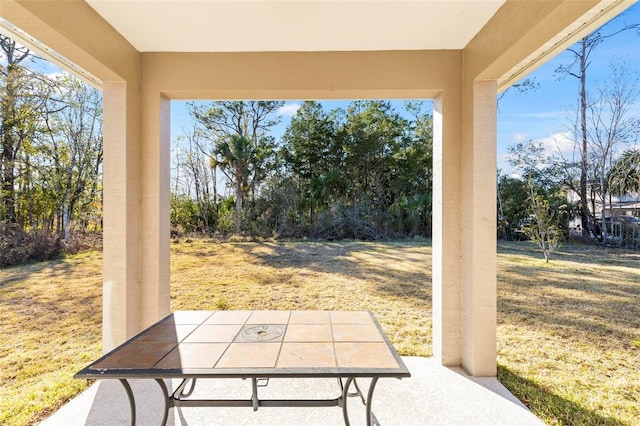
[568,191,639,219]
[568,190,640,246]
[602,194,640,218]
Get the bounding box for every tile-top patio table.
[75,310,411,426]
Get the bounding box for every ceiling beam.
[1,0,139,82]
[464,0,636,90]
[142,50,461,100]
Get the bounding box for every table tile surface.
[277,343,336,368]
[82,310,407,375]
[332,324,384,342]
[133,324,199,343]
[334,342,401,369]
[330,311,375,325]
[204,310,253,325]
[168,310,215,324]
[246,310,291,324]
[215,342,281,368]
[183,324,243,343]
[93,342,177,369]
[155,343,229,369]
[289,310,331,324]
[284,324,333,342]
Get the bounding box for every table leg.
[341,377,354,426]
[155,379,170,426]
[118,379,136,426]
[172,378,196,400]
[340,377,381,426]
[365,378,379,426]
[176,378,197,398]
[251,378,259,411]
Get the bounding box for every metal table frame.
[118,376,381,426]
[75,311,410,425]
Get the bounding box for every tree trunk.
[0,39,30,225]
[600,166,608,245]
[235,168,243,235]
[212,163,218,206]
[578,38,591,240]
[0,142,17,223]
[1,65,18,224]
[63,203,71,240]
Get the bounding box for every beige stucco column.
[432,90,463,367]
[102,81,142,352]
[139,90,171,330]
[433,80,497,376]
[101,84,170,352]
[461,80,498,376]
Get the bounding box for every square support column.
[101,84,170,352]
[461,80,497,376]
[102,81,142,352]
[140,90,171,329]
[432,91,463,367]
[433,81,497,376]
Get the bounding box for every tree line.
[497,25,640,256]
[0,35,103,266]
[0,32,434,267]
[172,100,433,240]
[3,18,639,267]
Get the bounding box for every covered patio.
[0,0,636,424]
[43,357,543,425]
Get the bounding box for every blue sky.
[8,3,638,177]
[497,3,640,172]
[171,3,640,176]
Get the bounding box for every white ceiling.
[86,0,506,52]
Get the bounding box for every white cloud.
[537,131,578,159]
[45,71,67,81]
[511,132,527,143]
[278,102,301,117]
[512,110,566,119]
[496,152,513,172]
[503,132,579,177]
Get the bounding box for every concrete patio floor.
[41,357,543,426]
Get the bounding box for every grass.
[0,252,102,426]
[170,240,432,356]
[496,241,640,426]
[1,239,639,425]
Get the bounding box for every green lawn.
[0,240,638,425]
[496,241,640,425]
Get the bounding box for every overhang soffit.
[464,0,636,88]
[2,0,139,82]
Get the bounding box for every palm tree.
[609,148,640,197]
[214,134,255,234]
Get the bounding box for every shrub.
[0,221,29,267]
[310,202,380,240]
[61,231,103,254]
[0,222,102,267]
[24,229,60,262]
